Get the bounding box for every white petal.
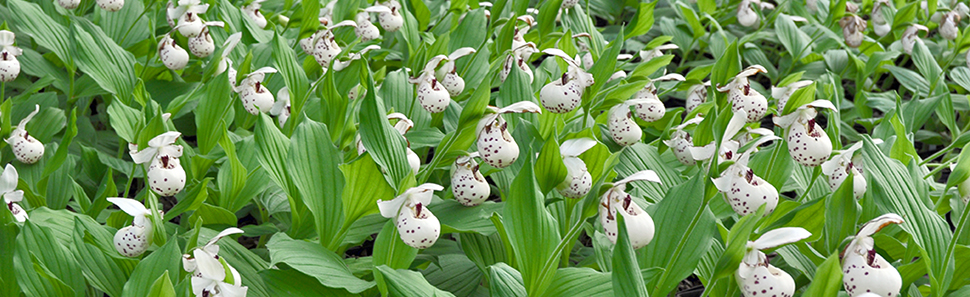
[18,105,40,129]
[148,131,182,148]
[615,170,661,186]
[542,48,583,69]
[0,31,15,47]
[750,227,811,250]
[652,73,685,82]
[560,138,597,157]
[107,198,150,217]
[857,213,903,238]
[497,101,542,114]
[448,47,477,60]
[194,249,226,281]
[207,227,244,247]
[723,109,750,144]
[182,254,197,272]
[191,276,218,297]
[0,164,19,195]
[377,194,408,218]
[363,5,392,13]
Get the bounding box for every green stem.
[123,162,137,198]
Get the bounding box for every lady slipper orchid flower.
[452,152,490,207]
[308,20,358,68]
[476,102,542,168]
[242,0,267,28]
[410,55,452,113]
[771,80,812,111]
[435,48,477,97]
[901,24,929,55]
[233,67,277,115]
[561,0,579,9]
[631,73,685,122]
[940,11,962,40]
[58,0,80,9]
[608,101,645,147]
[539,49,594,113]
[270,87,291,126]
[170,0,211,37]
[842,214,904,297]
[215,33,242,86]
[131,131,186,196]
[376,0,404,32]
[107,198,155,257]
[0,31,22,83]
[377,184,444,249]
[821,141,875,199]
[712,110,781,216]
[717,65,768,123]
[1,164,27,222]
[737,0,772,27]
[840,15,867,48]
[7,105,45,164]
[501,43,537,83]
[158,34,190,70]
[97,0,124,11]
[736,227,812,297]
[183,227,248,297]
[356,6,392,41]
[510,16,535,54]
[773,100,835,167]
[639,43,679,63]
[571,33,595,70]
[332,45,381,72]
[187,21,225,58]
[356,113,420,174]
[685,81,710,113]
[556,138,597,199]
[598,170,661,248]
[871,0,892,37]
[664,117,714,166]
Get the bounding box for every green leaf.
[801,253,843,296]
[341,154,396,232]
[359,78,412,188]
[273,34,311,133]
[17,221,85,297]
[195,71,234,155]
[374,265,456,297]
[823,173,860,253]
[107,100,143,143]
[40,108,77,178]
[488,263,527,297]
[624,1,657,39]
[6,0,75,73]
[535,137,567,194]
[287,118,344,249]
[259,268,356,296]
[188,203,237,226]
[71,19,138,103]
[541,268,615,297]
[782,83,816,115]
[122,236,180,297]
[713,207,765,282]
[146,271,175,297]
[267,233,375,293]
[711,42,741,93]
[70,217,132,297]
[503,158,560,295]
[774,14,813,61]
[612,214,649,297]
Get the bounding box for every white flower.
[607,101,642,147]
[736,227,811,297]
[1,164,27,222]
[306,20,358,68]
[773,100,835,167]
[631,73,685,122]
[901,24,928,55]
[158,34,190,70]
[355,6,392,41]
[97,0,124,12]
[171,0,211,37]
[712,110,781,216]
[539,49,594,113]
[409,55,454,113]
[233,67,277,115]
[840,15,867,48]
[436,48,477,97]
[685,81,710,113]
[556,138,596,199]
[270,87,291,126]
[871,0,892,37]
[598,170,661,249]
[500,42,537,83]
[842,214,904,297]
[663,116,711,166]
[215,33,242,87]
[187,22,225,58]
[183,227,248,297]
[451,152,490,207]
[561,0,579,9]
[638,43,679,63]
[57,0,80,9]
[242,0,267,29]
[717,65,768,123]
[107,198,154,257]
[940,11,962,40]
[6,105,44,164]
[0,30,23,82]
[475,102,542,168]
[771,80,812,111]
[821,141,877,199]
[510,16,535,54]
[737,0,760,27]
[376,0,404,32]
[130,131,186,196]
[377,184,444,249]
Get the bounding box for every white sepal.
[842,214,904,297]
[270,87,291,126]
[1,164,26,222]
[129,131,183,165]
